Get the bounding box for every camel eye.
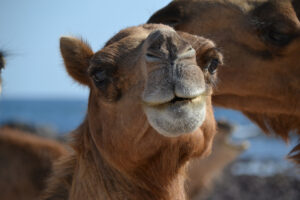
[265,29,292,46]
[93,70,106,82]
[207,59,219,74]
[92,70,110,89]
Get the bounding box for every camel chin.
[143,95,206,137]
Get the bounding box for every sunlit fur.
[41,24,222,200]
[148,0,300,164]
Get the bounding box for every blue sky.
[0,0,171,99]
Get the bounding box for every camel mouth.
[143,95,205,107]
[143,95,207,137]
[170,96,190,104]
[167,95,206,108]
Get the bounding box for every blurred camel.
[148,0,300,163]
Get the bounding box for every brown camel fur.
[41,23,223,200]
[0,127,68,200]
[186,121,248,199]
[148,0,300,163]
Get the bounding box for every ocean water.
[0,99,88,133]
[0,99,253,133]
[0,99,298,176]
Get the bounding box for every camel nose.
[143,28,207,105]
[172,62,206,98]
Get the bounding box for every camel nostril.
[146,52,157,59]
[145,52,161,62]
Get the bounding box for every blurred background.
[0,0,299,199]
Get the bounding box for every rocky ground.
[202,162,300,200]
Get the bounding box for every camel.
[0,51,5,92]
[148,0,300,163]
[0,50,69,199]
[0,51,4,70]
[0,127,68,200]
[41,23,223,200]
[0,41,232,199]
[0,50,68,200]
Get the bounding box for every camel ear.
[147,1,185,27]
[60,37,94,86]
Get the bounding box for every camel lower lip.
[143,95,207,137]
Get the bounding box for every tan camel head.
[60,25,222,137]
[60,24,221,168]
[148,0,300,158]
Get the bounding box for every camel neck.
[69,123,189,200]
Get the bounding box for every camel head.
[148,0,300,144]
[59,24,222,168]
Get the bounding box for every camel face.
[60,25,221,140]
[148,0,300,139]
[142,29,208,136]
